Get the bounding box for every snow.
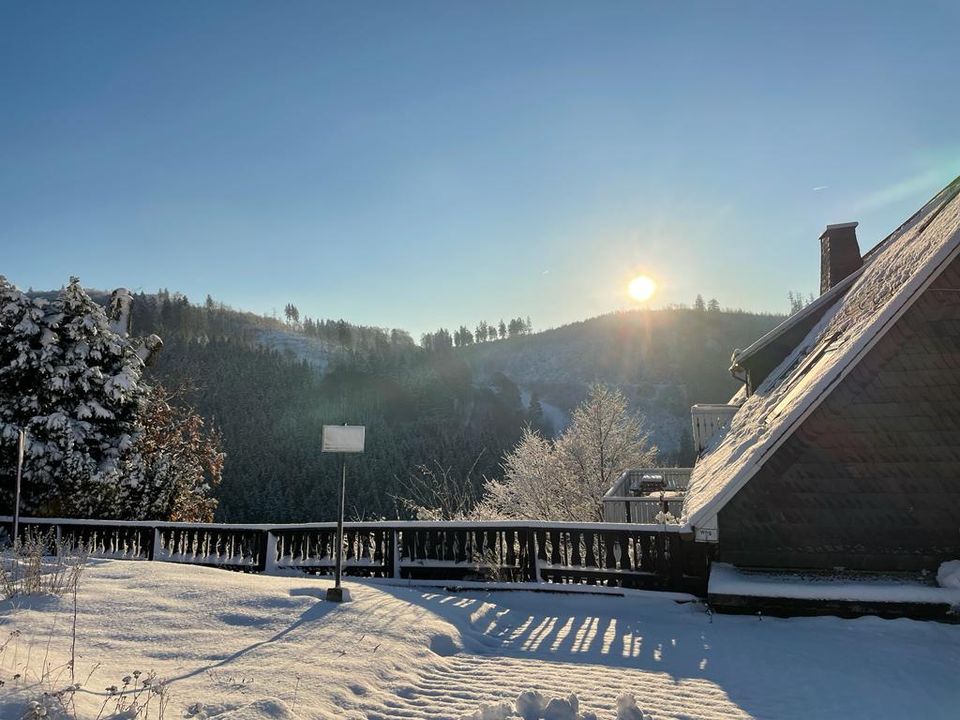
[709,563,960,605]
[937,560,960,589]
[3,560,960,719]
[683,177,960,532]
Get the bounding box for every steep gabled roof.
[682,176,960,533]
[731,188,954,390]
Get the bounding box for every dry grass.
[1,532,88,601]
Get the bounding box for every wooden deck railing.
[602,468,691,523]
[0,516,711,595]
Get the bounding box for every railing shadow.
[378,585,713,680]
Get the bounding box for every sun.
[628,274,657,303]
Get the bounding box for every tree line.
[421,316,533,352]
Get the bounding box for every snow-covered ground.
[2,560,959,719]
[710,562,960,604]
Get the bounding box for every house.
[681,175,960,575]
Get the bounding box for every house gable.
[682,176,960,537]
[718,253,960,571]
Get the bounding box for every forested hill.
[456,308,784,458]
[102,291,783,524]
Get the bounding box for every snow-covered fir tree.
[0,277,151,517]
[0,276,60,512]
[0,277,220,520]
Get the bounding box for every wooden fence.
[0,517,711,595]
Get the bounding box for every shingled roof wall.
[718,253,960,571]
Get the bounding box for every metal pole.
[335,452,345,589]
[13,429,24,548]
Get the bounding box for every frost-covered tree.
[476,384,656,521]
[0,277,61,513]
[558,384,657,516]
[14,278,150,516]
[477,428,568,520]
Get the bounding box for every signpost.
[321,425,365,602]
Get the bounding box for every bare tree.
[395,452,485,520]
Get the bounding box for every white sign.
[322,425,366,453]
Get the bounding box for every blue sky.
[2,1,958,335]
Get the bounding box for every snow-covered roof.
[683,176,960,532]
[731,193,931,375]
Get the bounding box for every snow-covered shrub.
[937,560,960,589]
[614,693,652,720]
[653,509,679,525]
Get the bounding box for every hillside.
[457,308,783,457]
[113,291,783,522]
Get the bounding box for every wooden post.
[391,529,401,579]
[655,532,667,583]
[257,530,270,572]
[668,534,684,590]
[149,527,161,561]
[525,529,539,583]
[263,531,278,574]
[12,429,24,548]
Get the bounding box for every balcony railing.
[691,403,739,455]
[602,468,691,524]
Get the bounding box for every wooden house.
[682,176,960,574]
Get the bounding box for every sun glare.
[628,274,657,303]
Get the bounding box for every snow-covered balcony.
[602,467,691,523]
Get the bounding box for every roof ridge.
[733,174,960,370]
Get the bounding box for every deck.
[601,467,691,523]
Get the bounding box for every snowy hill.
[458,309,783,458]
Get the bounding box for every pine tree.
[526,392,552,437]
[498,319,507,339]
[694,294,706,312]
[47,279,151,516]
[0,277,53,514]
[0,279,150,516]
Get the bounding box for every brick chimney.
[819,222,862,295]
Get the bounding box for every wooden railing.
[0,517,711,595]
[602,468,691,523]
[691,404,739,455]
